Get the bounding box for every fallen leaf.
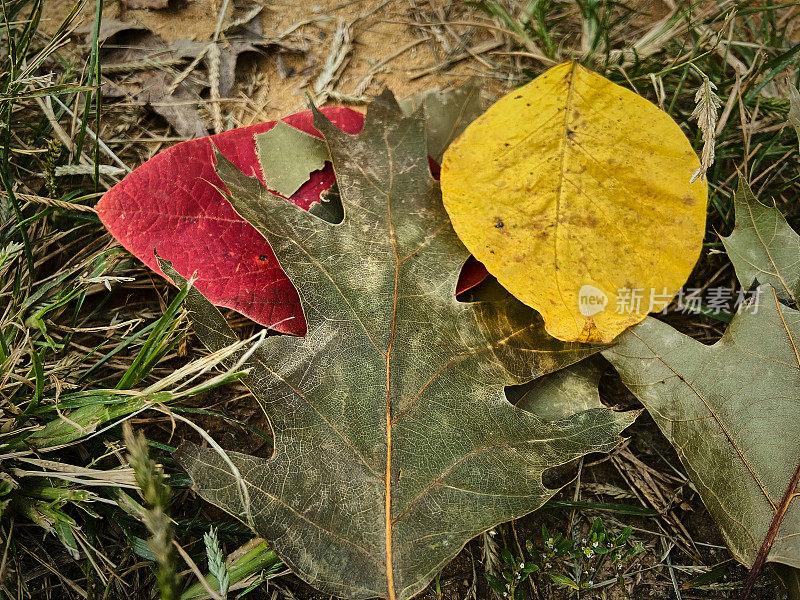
[97,106,365,335]
[90,18,149,43]
[398,79,483,162]
[510,357,606,422]
[138,70,208,139]
[721,177,800,306]
[603,291,800,574]
[456,255,489,297]
[401,79,489,289]
[210,7,308,99]
[716,174,800,598]
[96,22,208,138]
[441,61,707,343]
[168,92,634,600]
[98,99,487,335]
[256,121,330,197]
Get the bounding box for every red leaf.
[98,106,486,335]
[457,256,489,294]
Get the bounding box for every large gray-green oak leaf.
[603,287,800,570]
[169,92,634,600]
[721,177,800,306]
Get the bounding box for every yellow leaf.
[441,62,707,343]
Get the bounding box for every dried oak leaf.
[509,357,607,422]
[255,121,330,197]
[397,80,483,163]
[166,92,635,600]
[211,7,308,98]
[721,177,800,307]
[96,22,208,138]
[604,290,800,573]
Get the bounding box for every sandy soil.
[44,0,508,126]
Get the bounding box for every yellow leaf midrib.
[553,62,581,337]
